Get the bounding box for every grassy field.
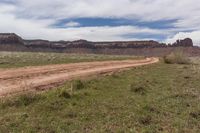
[0,58,200,133]
[0,52,140,68]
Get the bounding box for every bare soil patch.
[0,57,159,97]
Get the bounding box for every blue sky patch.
[0,0,199,44]
[54,17,177,29]
[51,17,179,41]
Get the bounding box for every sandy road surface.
[0,57,159,97]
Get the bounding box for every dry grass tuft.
[163,51,191,64]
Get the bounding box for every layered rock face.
[25,40,162,49]
[0,33,24,44]
[173,38,193,47]
[94,40,162,49]
[0,33,194,49]
[0,33,198,56]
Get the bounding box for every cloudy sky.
[0,0,200,45]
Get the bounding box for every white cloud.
[0,14,166,41]
[12,0,200,25]
[0,0,200,44]
[166,31,200,46]
[65,21,80,27]
[0,2,168,41]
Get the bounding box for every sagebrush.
[163,51,190,64]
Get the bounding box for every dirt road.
[0,57,159,97]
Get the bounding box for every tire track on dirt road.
[0,57,159,97]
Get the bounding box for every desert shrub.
[129,83,146,95]
[59,89,71,99]
[190,111,200,119]
[163,51,191,64]
[72,80,84,90]
[0,100,11,109]
[0,93,42,108]
[66,111,77,118]
[17,93,42,106]
[138,115,152,125]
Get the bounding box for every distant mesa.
[172,38,193,47]
[0,33,195,50]
[0,33,24,45]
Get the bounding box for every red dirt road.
[0,57,159,97]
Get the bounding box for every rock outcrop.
[172,38,193,47]
[24,39,162,49]
[0,33,24,44]
[0,33,194,49]
[94,40,162,49]
[0,33,198,56]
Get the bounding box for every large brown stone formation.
[0,33,199,56]
[93,40,162,49]
[172,38,193,47]
[0,33,194,49]
[0,33,24,44]
[24,39,163,49]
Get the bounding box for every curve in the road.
[0,57,159,97]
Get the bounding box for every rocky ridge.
[0,33,198,56]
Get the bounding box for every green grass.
[0,51,140,68]
[0,58,200,132]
